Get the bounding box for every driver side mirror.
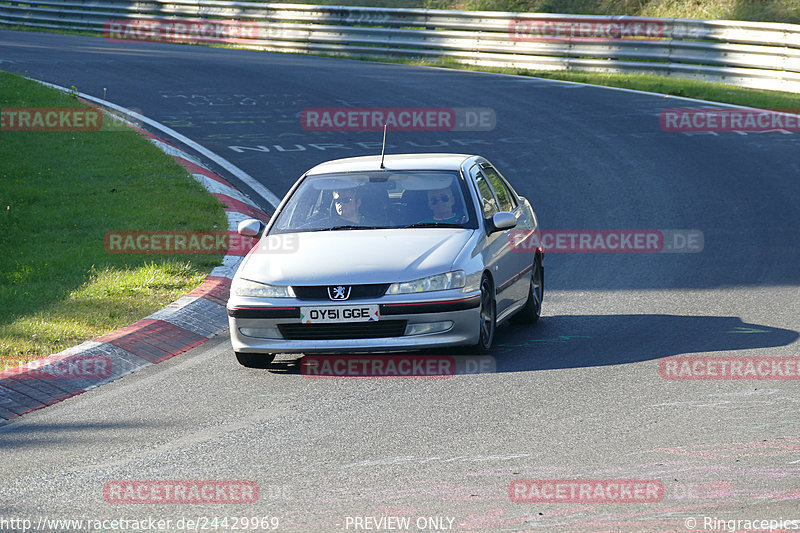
[238,219,266,238]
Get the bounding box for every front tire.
[235,351,275,368]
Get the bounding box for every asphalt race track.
[1,29,800,531]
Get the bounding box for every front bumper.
[227,292,482,354]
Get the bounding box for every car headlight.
[232,278,295,298]
[386,271,466,295]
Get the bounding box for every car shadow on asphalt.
[259,314,798,377]
[490,314,799,373]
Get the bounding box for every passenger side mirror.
[487,212,516,234]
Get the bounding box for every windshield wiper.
[325,225,385,231]
[403,222,464,229]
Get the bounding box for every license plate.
[300,305,380,324]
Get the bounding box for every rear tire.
[511,253,543,325]
[470,274,496,354]
[235,351,275,368]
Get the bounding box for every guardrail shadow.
[0,421,139,449]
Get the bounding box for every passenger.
[332,188,362,224]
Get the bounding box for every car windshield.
[269,170,477,234]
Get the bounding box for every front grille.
[292,284,390,300]
[278,320,407,340]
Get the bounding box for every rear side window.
[473,171,499,218]
[481,164,516,212]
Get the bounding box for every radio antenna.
[379,124,387,169]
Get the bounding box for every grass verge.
[0,70,227,367]
[6,0,798,24]
[389,56,800,109]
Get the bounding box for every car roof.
[304,153,476,175]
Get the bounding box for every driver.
[426,187,461,223]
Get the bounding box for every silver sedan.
[227,153,543,368]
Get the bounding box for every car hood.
[239,228,474,285]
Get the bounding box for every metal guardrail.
[3,1,800,92]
